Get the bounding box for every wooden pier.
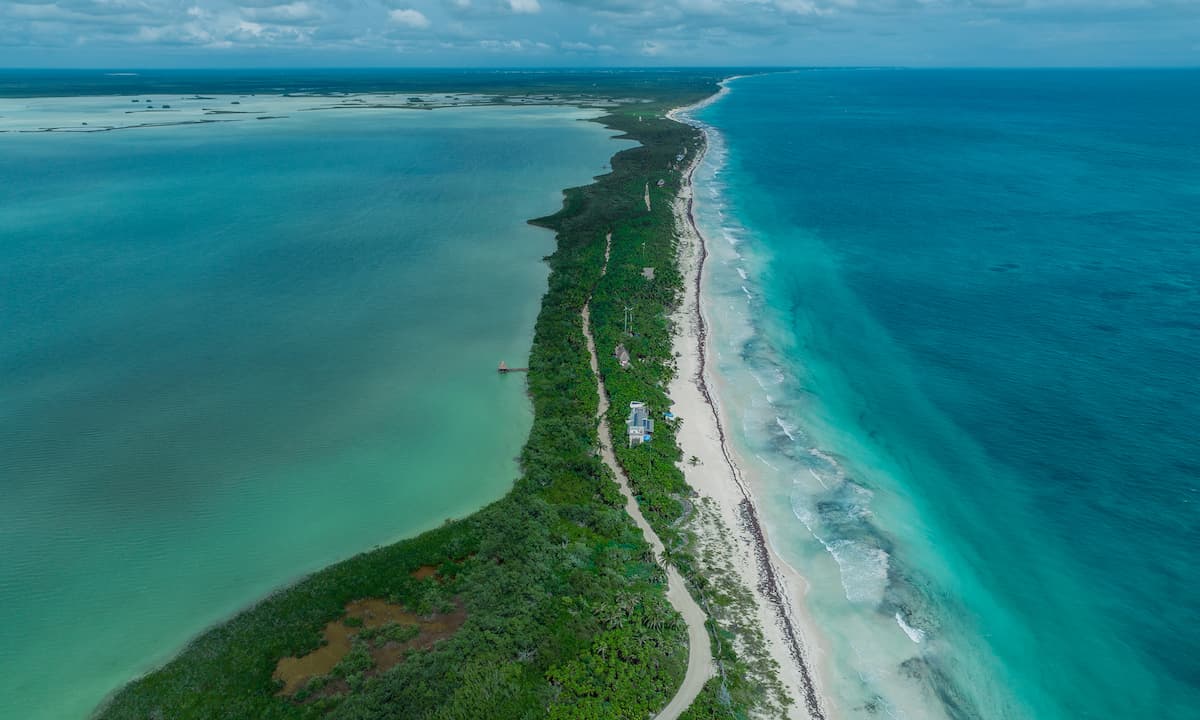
[497,361,529,373]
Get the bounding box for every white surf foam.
[847,482,876,520]
[750,370,774,395]
[828,539,890,605]
[895,613,926,644]
[790,492,820,533]
[775,416,798,442]
[755,453,781,471]
[804,447,847,486]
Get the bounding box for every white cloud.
[639,39,667,55]
[506,0,541,14]
[560,40,617,52]
[774,0,825,14]
[241,2,321,25]
[678,0,730,14]
[0,0,1196,64]
[388,8,431,28]
[478,36,551,50]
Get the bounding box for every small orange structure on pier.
[498,361,529,373]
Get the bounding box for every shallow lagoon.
[0,102,630,719]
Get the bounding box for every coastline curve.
[668,81,828,720]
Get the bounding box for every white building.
[626,401,655,447]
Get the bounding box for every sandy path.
[645,182,652,212]
[583,233,715,719]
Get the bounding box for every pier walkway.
[582,232,714,719]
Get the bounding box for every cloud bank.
[0,0,1194,66]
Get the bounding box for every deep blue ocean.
[692,70,1200,719]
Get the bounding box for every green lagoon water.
[0,102,629,718]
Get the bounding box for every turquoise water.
[690,70,1200,719]
[0,102,629,719]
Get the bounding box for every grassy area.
[96,71,786,720]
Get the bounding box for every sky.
[0,0,1196,67]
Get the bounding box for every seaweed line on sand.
[671,100,827,720]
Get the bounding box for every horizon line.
[2,65,1199,72]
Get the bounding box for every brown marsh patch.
[273,597,467,699]
[411,565,439,581]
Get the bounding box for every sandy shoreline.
[667,87,831,720]
[0,92,621,134]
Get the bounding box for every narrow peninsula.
[93,72,821,720]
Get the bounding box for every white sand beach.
[667,93,833,720]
